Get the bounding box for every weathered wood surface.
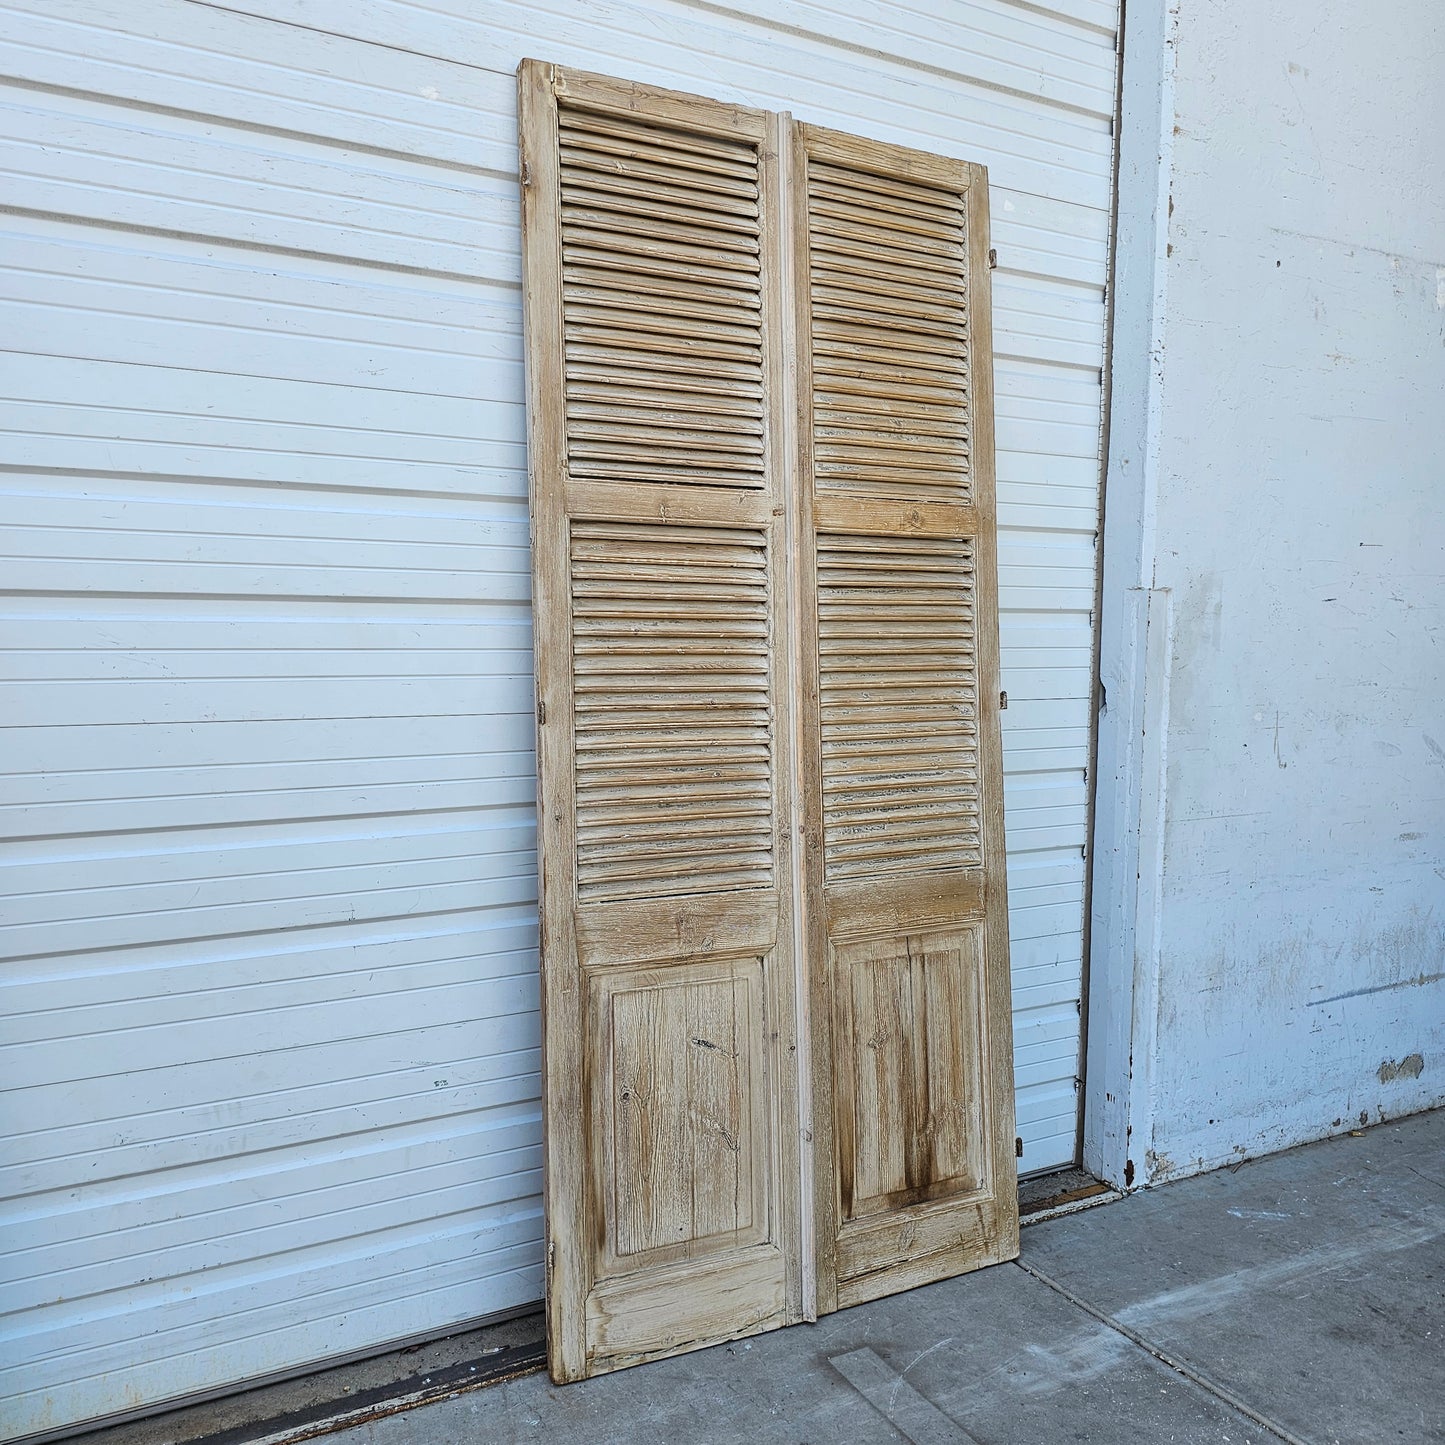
[519,58,803,1384]
[794,121,1019,1315]
[519,60,1016,1381]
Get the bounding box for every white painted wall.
[1089,0,1445,1187]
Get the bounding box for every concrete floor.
[89,1108,1445,1445]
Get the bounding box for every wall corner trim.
[1082,0,1179,1190]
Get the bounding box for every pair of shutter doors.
[518,60,1017,1383]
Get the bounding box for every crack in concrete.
[1014,1259,1312,1445]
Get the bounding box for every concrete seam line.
[828,1347,982,1445]
[1013,1260,1311,1445]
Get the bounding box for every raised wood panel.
[833,928,987,1222]
[592,957,769,1270]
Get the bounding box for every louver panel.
[817,534,982,880]
[794,123,1016,1318]
[558,106,766,490]
[570,521,774,901]
[806,161,972,505]
[524,63,803,1386]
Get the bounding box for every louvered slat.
[816,534,981,879]
[807,160,972,504]
[570,521,774,902]
[559,107,766,491]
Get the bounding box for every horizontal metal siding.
[0,0,1117,1433]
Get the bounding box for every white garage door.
[0,0,1117,1435]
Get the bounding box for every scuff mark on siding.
[1309,972,1445,1007]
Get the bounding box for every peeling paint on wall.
[1378,1054,1425,1084]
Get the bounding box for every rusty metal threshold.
[199,1340,546,1445]
[66,1313,547,1445]
[1018,1166,1120,1225]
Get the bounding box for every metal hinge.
[537,698,546,726]
[999,690,1008,710]
[988,247,998,269]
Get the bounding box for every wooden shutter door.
[789,123,1019,1312]
[517,63,804,1381]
